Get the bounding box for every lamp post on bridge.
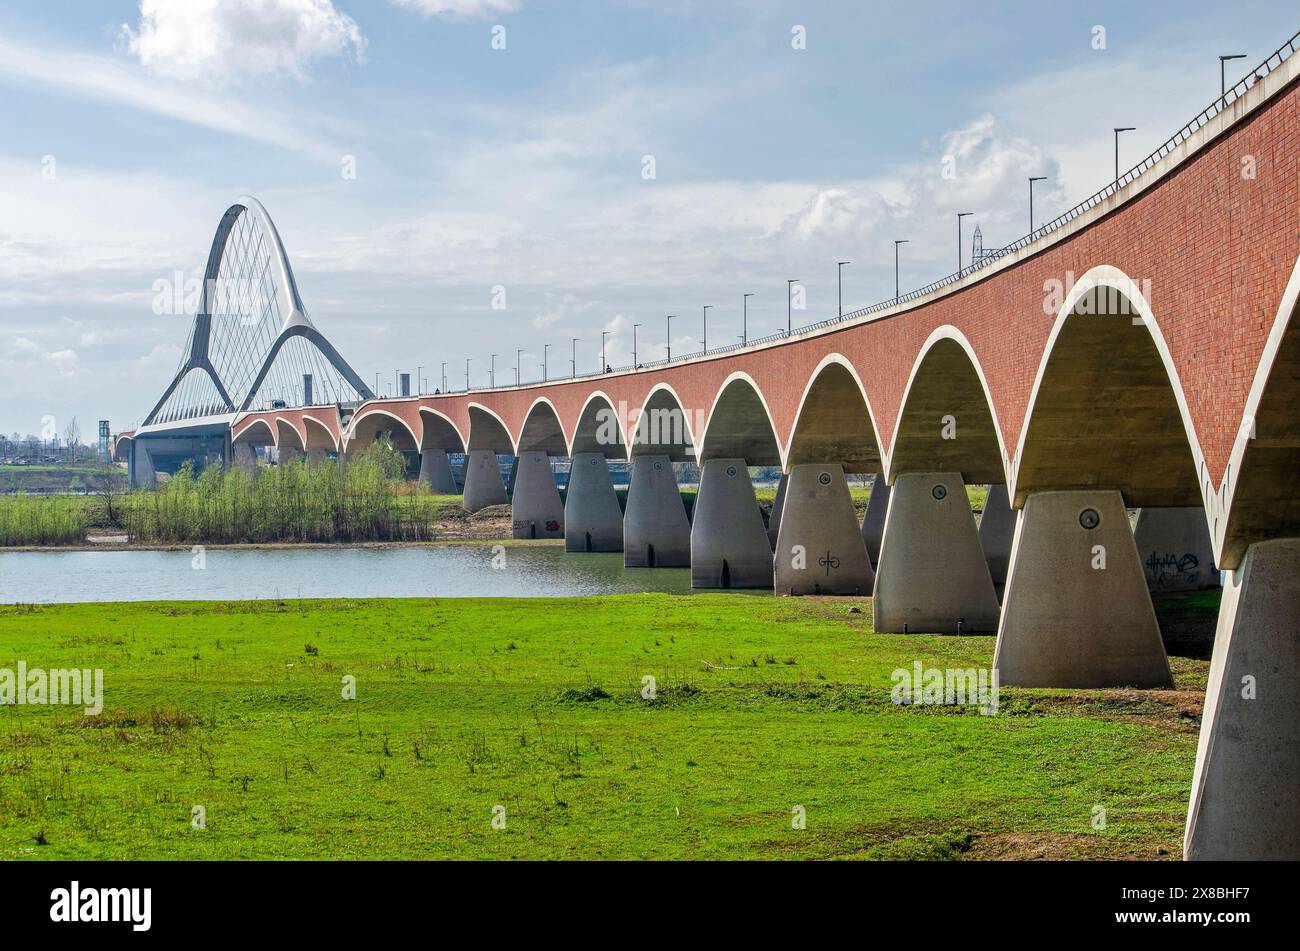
[633,324,641,366]
[786,280,798,336]
[601,332,609,372]
[957,213,972,273]
[1113,127,1135,185]
[894,240,908,304]
[702,305,711,354]
[571,337,579,378]
[743,293,753,344]
[489,354,496,388]
[837,263,850,318]
[665,316,673,360]
[1219,53,1247,106]
[464,358,470,392]
[440,362,446,393]
[543,343,550,382]
[515,349,522,385]
[417,365,422,396]
[1029,177,1046,233]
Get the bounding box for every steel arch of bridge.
[143,197,373,426]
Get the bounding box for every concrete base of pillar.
[978,483,1017,589]
[691,459,773,588]
[773,464,873,596]
[278,446,303,465]
[511,452,565,539]
[419,449,458,494]
[1133,506,1219,592]
[132,442,156,488]
[1184,538,1300,860]
[624,454,690,568]
[993,490,1172,688]
[306,448,329,465]
[860,473,889,569]
[873,472,1000,633]
[564,453,623,552]
[766,473,788,547]
[462,450,508,512]
[233,441,257,476]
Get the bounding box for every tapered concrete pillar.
[873,473,999,633]
[278,446,302,465]
[306,448,329,465]
[691,459,773,588]
[511,452,565,539]
[233,441,257,475]
[773,464,873,596]
[132,441,156,488]
[978,483,1017,588]
[418,449,458,493]
[993,490,1172,687]
[565,453,623,552]
[506,457,519,497]
[766,473,788,547]
[462,450,508,512]
[1184,538,1300,860]
[624,454,690,568]
[860,473,890,569]
[1133,506,1218,592]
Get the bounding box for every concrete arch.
[517,397,568,456]
[467,403,515,454]
[1011,265,1207,510]
[1214,254,1300,568]
[785,354,884,473]
[888,326,1008,484]
[569,390,627,459]
[697,372,782,465]
[348,407,419,452]
[630,383,697,461]
[301,414,339,452]
[275,416,306,453]
[232,418,276,447]
[418,407,467,453]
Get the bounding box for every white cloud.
[390,0,521,20]
[120,0,366,82]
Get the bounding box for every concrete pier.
[278,446,302,465]
[418,448,458,493]
[624,454,691,568]
[773,463,873,595]
[1184,538,1300,860]
[564,452,623,552]
[1133,506,1218,592]
[511,452,565,539]
[691,459,773,588]
[462,449,508,512]
[132,441,156,488]
[233,441,257,475]
[873,472,1000,633]
[860,473,890,569]
[993,490,1173,687]
[978,483,1017,588]
[766,473,788,547]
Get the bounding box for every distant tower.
[971,225,985,266]
[98,420,109,462]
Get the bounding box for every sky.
[0,0,1296,437]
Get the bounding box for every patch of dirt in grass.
[966,830,1178,861]
[1003,689,1203,731]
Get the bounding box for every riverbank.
[0,592,1210,860]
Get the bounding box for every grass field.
[0,592,1210,860]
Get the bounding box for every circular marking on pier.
[818,472,831,485]
[931,484,947,501]
[1079,508,1101,530]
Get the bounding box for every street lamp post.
[417,365,422,395]
[1029,176,1047,233]
[543,343,550,381]
[515,349,522,385]
[742,293,753,344]
[786,280,798,336]
[1220,53,1247,105]
[440,362,446,393]
[489,353,497,388]
[665,316,673,360]
[464,358,470,392]
[601,331,609,371]
[1113,127,1135,185]
[894,240,908,303]
[957,213,972,273]
[702,305,711,354]
[837,263,850,318]
[633,323,641,366]
[571,338,579,378]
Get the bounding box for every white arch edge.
[629,381,699,457]
[417,405,468,453]
[301,412,340,452]
[466,401,516,454]
[344,405,421,452]
[696,370,784,467]
[783,352,886,473]
[516,396,567,454]
[569,389,627,459]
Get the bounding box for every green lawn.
[0,594,1206,860]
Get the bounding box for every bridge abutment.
[860,473,889,570]
[873,472,999,633]
[624,454,690,568]
[418,449,458,494]
[993,490,1172,687]
[1133,506,1219,592]
[1184,538,1300,860]
[691,459,773,588]
[773,463,873,596]
[462,450,508,512]
[978,483,1017,590]
[564,453,623,552]
[511,452,565,540]
[766,473,788,548]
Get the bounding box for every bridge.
[120,30,1300,860]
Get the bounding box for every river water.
[0,544,740,604]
